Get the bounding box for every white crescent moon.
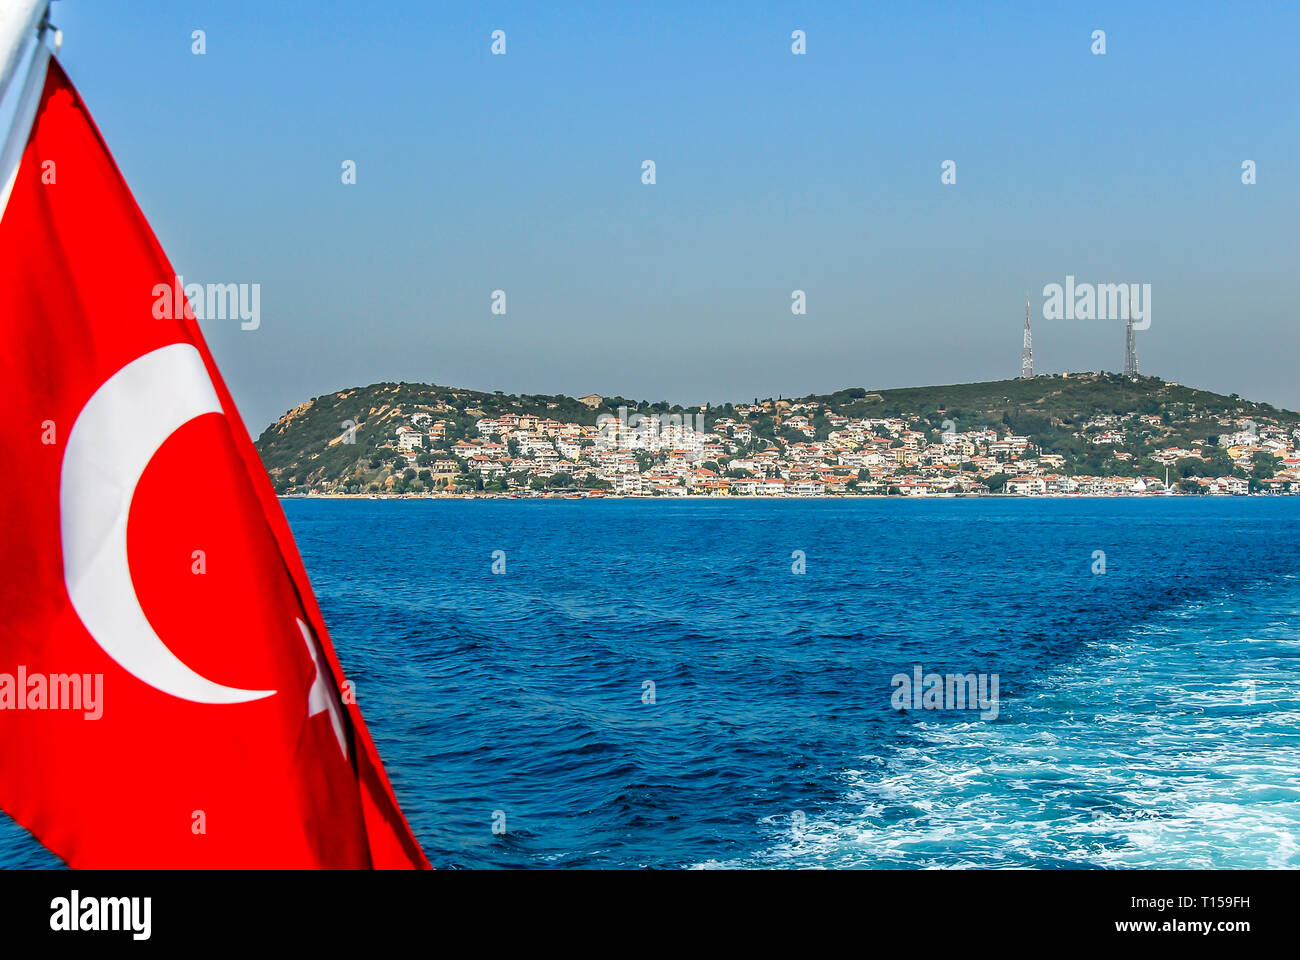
[60,343,276,705]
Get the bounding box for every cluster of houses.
[370,402,1300,497]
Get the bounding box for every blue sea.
[4,498,1300,868]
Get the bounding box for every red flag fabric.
[0,58,429,868]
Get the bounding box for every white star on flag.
[298,619,348,759]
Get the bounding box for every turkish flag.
[0,58,429,867]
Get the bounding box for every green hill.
[253,373,1299,494]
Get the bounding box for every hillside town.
[333,395,1300,498]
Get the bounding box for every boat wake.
[705,580,1300,869]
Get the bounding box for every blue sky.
[51,1,1300,430]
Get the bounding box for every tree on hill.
[1252,451,1277,480]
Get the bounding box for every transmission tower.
[1123,318,1138,377]
[1020,297,1033,378]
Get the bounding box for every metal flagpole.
[0,0,53,221]
[0,0,49,104]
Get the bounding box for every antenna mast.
[1021,296,1033,378]
[1124,318,1139,377]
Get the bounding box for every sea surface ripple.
[3,498,1298,868]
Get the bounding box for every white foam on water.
[706,584,1300,869]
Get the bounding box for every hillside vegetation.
[254,373,1298,495]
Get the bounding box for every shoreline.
[276,491,1277,501]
